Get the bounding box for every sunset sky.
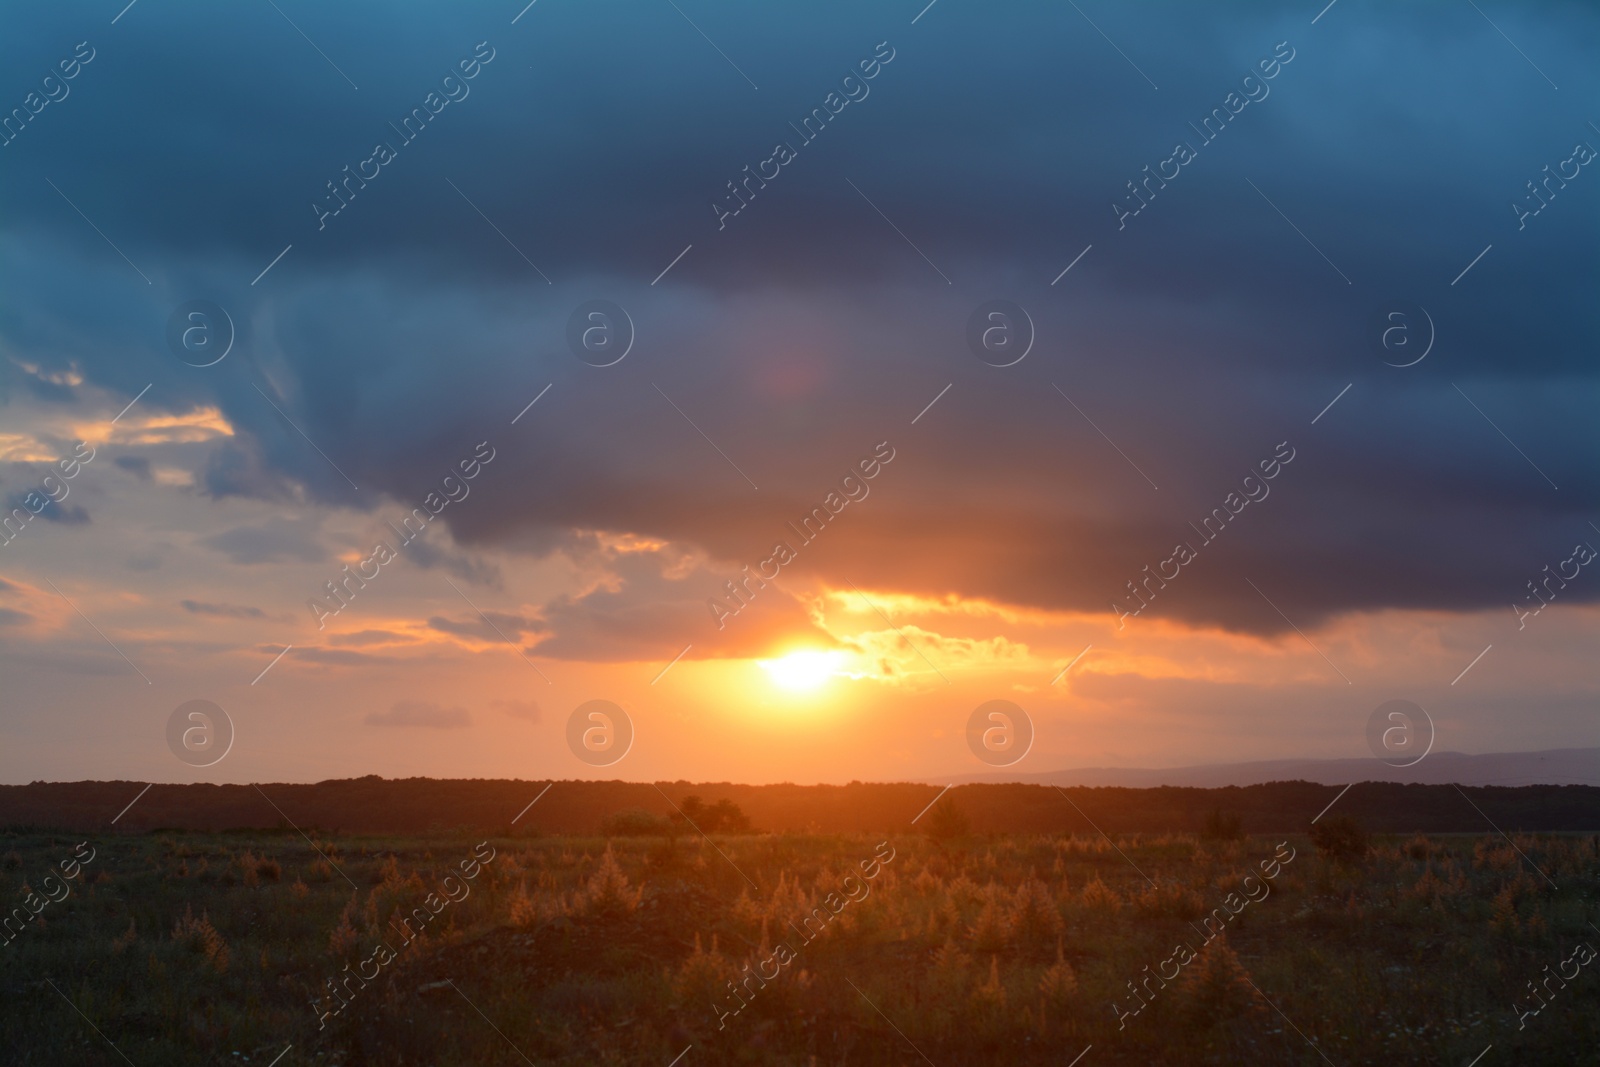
[0,0,1594,785]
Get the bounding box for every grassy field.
[2,824,1597,1065]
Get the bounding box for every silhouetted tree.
[676,795,707,829]
[671,795,750,834]
[924,799,971,844]
[1310,814,1369,863]
[707,798,751,833]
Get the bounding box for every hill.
[2,776,1598,835]
[945,746,1600,788]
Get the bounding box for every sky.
[0,0,1595,786]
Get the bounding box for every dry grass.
[1,828,1597,1064]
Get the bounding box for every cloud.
[0,608,32,627]
[404,536,503,588]
[522,548,832,662]
[180,599,267,620]
[114,455,152,480]
[427,610,541,645]
[200,442,301,502]
[493,699,540,722]
[364,700,471,729]
[327,629,413,647]
[292,647,393,667]
[2,493,89,525]
[0,0,1591,649]
[201,516,325,565]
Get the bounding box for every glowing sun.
[760,650,844,691]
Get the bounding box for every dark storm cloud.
[1,1,1595,636]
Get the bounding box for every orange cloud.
[89,406,234,446]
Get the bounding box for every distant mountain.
[943,747,1600,789]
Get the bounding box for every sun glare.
[760,650,843,691]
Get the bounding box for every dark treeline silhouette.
[2,777,1597,835]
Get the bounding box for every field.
[3,816,1598,1066]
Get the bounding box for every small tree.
[1310,815,1368,864]
[671,795,751,834]
[675,794,707,831]
[1178,937,1264,1028]
[924,799,971,844]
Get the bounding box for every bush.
[1201,809,1243,841]
[1310,815,1369,863]
[600,808,671,837]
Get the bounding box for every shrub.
[1009,878,1064,945]
[928,935,973,1000]
[582,847,641,917]
[673,933,732,1006]
[1079,875,1121,911]
[970,955,1007,1013]
[1038,939,1078,1007]
[1178,937,1263,1027]
[172,907,229,974]
[329,913,360,957]
[1309,815,1368,863]
[1136,881,1205,921]
[507,881,537,928]
[968,894,1011,951]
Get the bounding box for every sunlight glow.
[759,650,844,691]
